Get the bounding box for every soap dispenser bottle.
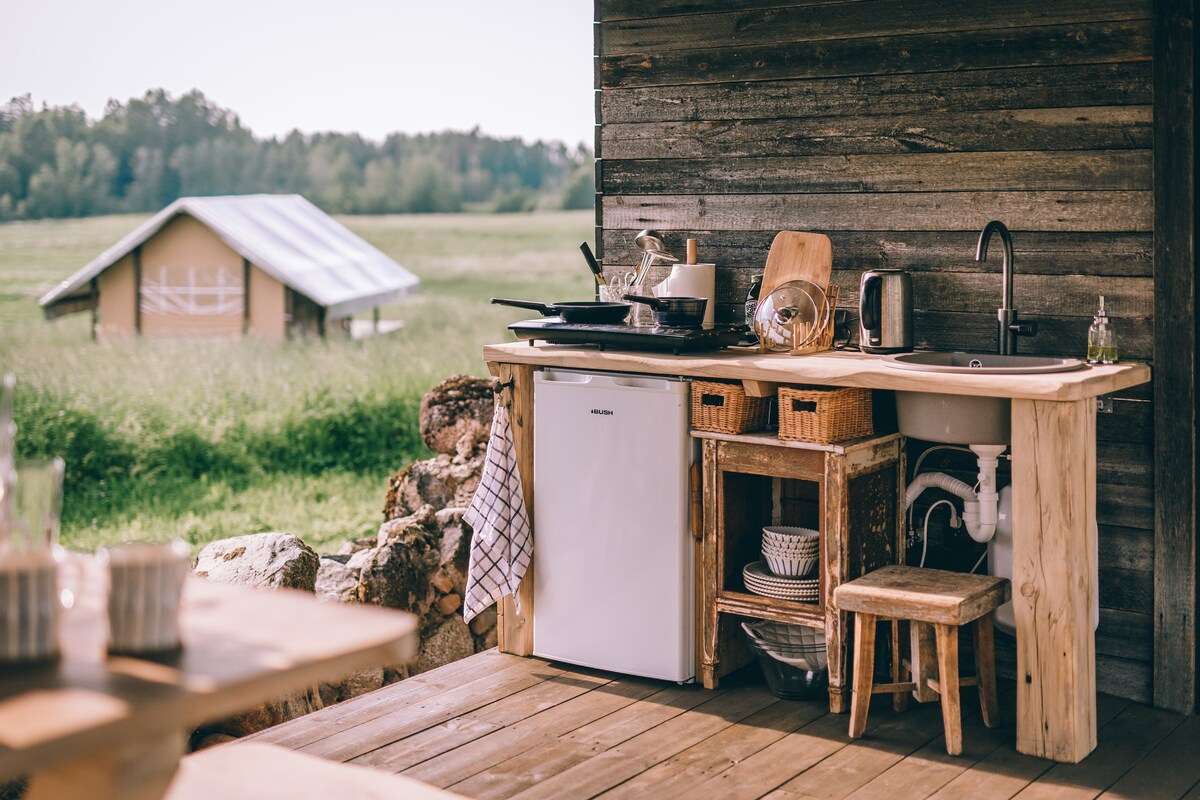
[1086,295,1118,364]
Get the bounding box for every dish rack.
[754,283,839,356]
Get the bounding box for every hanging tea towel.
[463,401,532,624]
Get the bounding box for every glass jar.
[744,274,764,329]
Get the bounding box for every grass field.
[0,211,593,552]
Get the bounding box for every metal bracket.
[1096,395,1114,414]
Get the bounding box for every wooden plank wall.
[595,0,1158,703]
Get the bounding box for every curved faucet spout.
[975,220,1014,311]
[974,220,1034,355]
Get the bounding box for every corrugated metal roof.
[39,194,420,319]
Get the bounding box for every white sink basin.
[884,351,1086,374]
[895,391,1010,445]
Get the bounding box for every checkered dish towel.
[463,402,532,624]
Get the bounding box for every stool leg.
[974,612,999,727]
[891,619,908,712]
[934,623,962,756]
[849,612,876,739]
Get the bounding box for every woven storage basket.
[777,386,873,444]
[691,380,772,435]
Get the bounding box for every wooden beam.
[494,363,536,657]
[1152,0,1197,715]
[89,278,97,341]
[132,247,142,335]
[42,293,98,321]
[242,258,251,337]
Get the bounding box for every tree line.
[0,89,595,220]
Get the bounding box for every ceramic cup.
[98,539,191,655]
[0,549,62,663]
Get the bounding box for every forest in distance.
[0,89,595,221]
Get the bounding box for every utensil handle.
[623,294,665,310]
[491,298,555,316]
[580,243,603,275]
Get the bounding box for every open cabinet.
[698,430,904,712]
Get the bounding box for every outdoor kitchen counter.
[481,342,1149,401]
[482,342,1152,765]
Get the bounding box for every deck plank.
[1098,715,1200,800]
[771,698,951,799]
[301,660,573,760]
[239,651,1194,800]
[927,693,1127,800]
[350,668,618,773]
[1010,703,1186,800]
[247,650,548,750]
[598,700,826,799]
[403,677,663,788]
[507,683,780,800]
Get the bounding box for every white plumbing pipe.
[967,444,1007,543]
[905,443,1008,544]
[904,471,975,507]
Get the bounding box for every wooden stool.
[833,565,1011,755]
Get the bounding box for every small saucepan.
[624,294,708,327]
[491,297,631,324]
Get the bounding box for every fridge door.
[532,369,694,681]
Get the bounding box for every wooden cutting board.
[760,231,834,300]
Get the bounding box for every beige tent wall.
[95,254,136,337]
[139,215,244,338]
[248,266,286,341]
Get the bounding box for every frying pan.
[491,297,631,324]
[623,294,708,327]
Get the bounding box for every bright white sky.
[0,0,595,147]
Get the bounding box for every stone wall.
[189,375,496,747]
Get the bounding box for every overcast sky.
[0,0,595,147]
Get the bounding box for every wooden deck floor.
[247,649,1200,800]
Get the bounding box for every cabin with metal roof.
[38,194,419,340]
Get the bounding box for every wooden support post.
[823,450,849,713]
[1152,0,1197,716]
[494,362,536,657]
[1011,398,1097,763]
[701,438,720,689]
[132,247,142,335]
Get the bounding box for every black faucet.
[975,220,1037,355]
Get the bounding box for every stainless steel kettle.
[858,269,913,354]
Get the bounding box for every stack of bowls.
[761,526,819,578]
[741,620,828,699]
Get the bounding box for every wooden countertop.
[483,342,1150,402]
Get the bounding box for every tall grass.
[0,211,593,551]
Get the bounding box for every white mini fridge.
[532,368,694,682]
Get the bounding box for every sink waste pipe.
[904,443,1008,544]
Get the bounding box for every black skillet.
[623,294,708,327]
[491,297,631,325]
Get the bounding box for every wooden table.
[483,342,1151,763]
[0,567,418,800]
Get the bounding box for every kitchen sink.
[885,350,1084,444]
[882,351,1086,374]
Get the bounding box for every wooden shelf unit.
[697,429,904,713]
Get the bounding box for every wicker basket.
[691,380,772,435]
[777,386,873,444]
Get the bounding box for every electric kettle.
[858,269,913,353]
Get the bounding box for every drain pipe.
[967,444,1006,543]
[905,444,1008,544]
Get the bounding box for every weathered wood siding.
[596,0,1157,702]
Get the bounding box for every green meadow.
[0,211,593,552]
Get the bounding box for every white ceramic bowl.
[762,526,820,544]
[764,552,818,577]
[762,538,819,553]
